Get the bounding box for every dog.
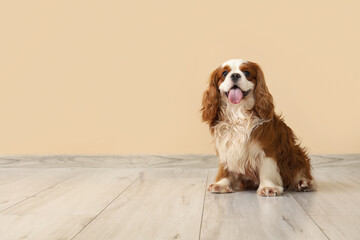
[201,59,315,196]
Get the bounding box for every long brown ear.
[253,63,274,120]
[201,67,220,126]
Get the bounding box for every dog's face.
[201,59,274,126]
[218,59,257,108]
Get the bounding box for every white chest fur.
[213,105,265,174]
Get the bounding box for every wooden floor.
[0,154,359,240]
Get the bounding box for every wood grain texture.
[73,168,208,240]
[291,168,360,240]
[0,168,143,240]
[292,169,360,216]
[0,154,218,168]
[0,168,79,212]
[310,215,360,240]
[1,154,358,169]
[0,154,359,240]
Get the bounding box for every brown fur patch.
[201,65,230,129]
[251,115,313,188]
[246,62,274,120]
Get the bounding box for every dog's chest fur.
[213,105,265,175]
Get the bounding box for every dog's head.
[201,59,274,126]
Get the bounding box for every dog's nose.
[231,73,241,82]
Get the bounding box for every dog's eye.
[243,71,250,78]
[222,71,228,78]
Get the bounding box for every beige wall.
[1,1,359,154]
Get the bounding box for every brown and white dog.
[201,59,315,197]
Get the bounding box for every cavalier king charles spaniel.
[201,59,315,197]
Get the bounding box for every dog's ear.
[253,63,274,120]
[201,67,221,126]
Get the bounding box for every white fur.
[213,103,268,175]
[215,178,231,186]
[208,177,233,193]
[258,157,283,188]
[221,59,247,68]
[257,157,284,196]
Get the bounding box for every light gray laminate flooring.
[0,154,359,240]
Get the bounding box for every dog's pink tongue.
[228,88,243,104]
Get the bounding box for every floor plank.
[73,168,208,240]
[0,168,142,240]
[0,155,217,169]
[0,168,79,212]
[310,215,360,240]
[199,169,328,240]
[291,168,360,240]
[291,169,360,216]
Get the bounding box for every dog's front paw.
[207,183,234,193]
[257,186,283,197]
